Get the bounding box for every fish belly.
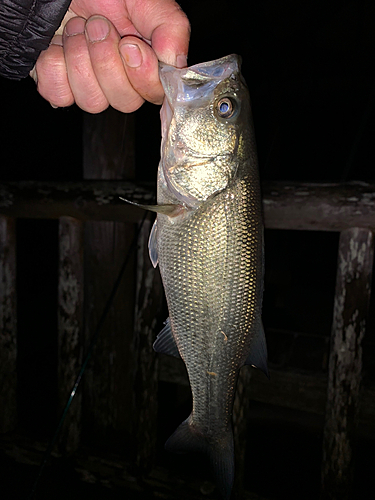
[158,173,263,431]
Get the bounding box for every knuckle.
[113,97,144,113]
[178,12,191,34]
[77,93,109,113]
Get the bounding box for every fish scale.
[141,55,267,500]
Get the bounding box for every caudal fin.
[165,418,235,500]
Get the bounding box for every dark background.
[1,0,375,499]
[1,0,374,183]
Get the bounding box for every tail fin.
[165,418,235,500]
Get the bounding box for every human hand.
[32,0,190,113]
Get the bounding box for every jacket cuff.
[0,0,71,80]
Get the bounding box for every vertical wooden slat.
[82,109,137,444]
[321,227,374,500]
[0,216,17,433]
[57,216,84,453]
[233,365,253,498]
[133,218,164,474]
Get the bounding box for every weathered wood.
[0,431,272,500]
[0,216,17,433]
[0,180,154,223]
[159,357,375,432]
[82,107,135,181]
[233,366,253,498]
[57,216,84,453]
[262,181,375,231]
[82,109,137,444]
[2,181,375,231]
[132,218,164,474]
[321,228,374,500]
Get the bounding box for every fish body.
[150,55,266,499]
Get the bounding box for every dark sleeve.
[0,0,71,80]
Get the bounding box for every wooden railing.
[1,179,374,499]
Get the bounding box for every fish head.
[159,54,251,207]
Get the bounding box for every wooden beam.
[0,180,154,223]
[1,181,375,231]
[159,356,375,432]
[321,228,374,500]
[57,216,84,453]
[262,182,375,231]
[0,216,17,433]
[132,218,164,474]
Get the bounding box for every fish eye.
[216,97,236,119]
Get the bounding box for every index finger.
[127,0,190,67]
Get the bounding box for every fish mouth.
[158,54,242,150]
[158,55,242,206]
[159,55,241,104]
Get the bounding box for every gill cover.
[159,55,245,207]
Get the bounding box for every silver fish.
[142,55,266,499]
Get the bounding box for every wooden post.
[133,218,164,474]
[0,216,17,433]
[321,228,374,499]
[233,365,253,499]
[82,109,137,443]
[57,216,84,453]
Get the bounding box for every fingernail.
[176,54,188,68]
[50,35,63,46]
[65,17,85,36]
[29,67,37,85]
[120,43,142,68]
[86,16,110,43]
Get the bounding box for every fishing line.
[27,212,148,500]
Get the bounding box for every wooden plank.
[262,181,375,231]
[0,216,17,433]
[1,181,375,231]
[321,228,374,500]
[132,217,164,474]
[82,109,137,445]
[0,180,154,223]
[159,357,375,432]
[57,216,84,453]
[233,365,253,496]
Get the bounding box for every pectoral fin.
[119,197,183,216]
[153,318,181,358]
[148,219,158,268]
[245,320,269,378]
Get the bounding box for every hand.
[32,0,190,113]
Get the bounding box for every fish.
[133,54,267,500]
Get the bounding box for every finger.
[128,0,190,66]
[63,16,108,113]
[85,16,145,112]
[119,36,164,106]
[34,36,74,108]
